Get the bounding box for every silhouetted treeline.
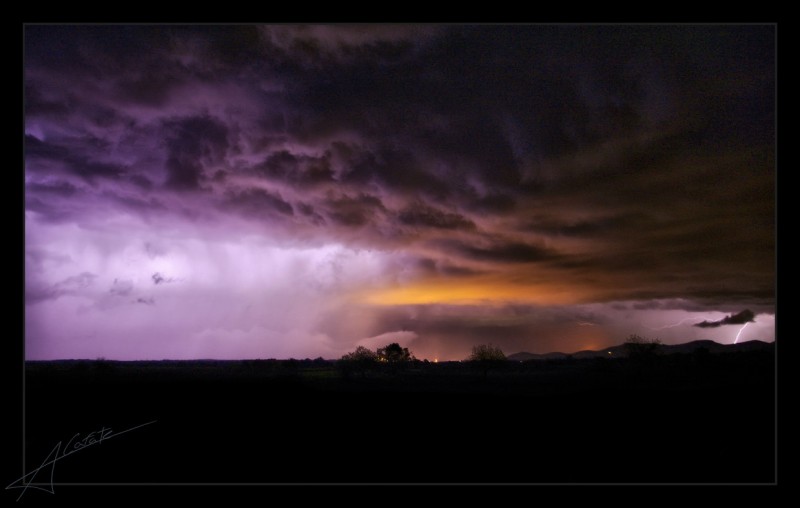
[26,347,774,388]
[23,346,774,485]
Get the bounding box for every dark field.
[22,351,775,485]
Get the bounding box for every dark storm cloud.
[632,300,673,311]
[434,238,553,264]
[397,202,475,230]
[694,309,756,328]
[151,272,175,285]
[25,83,72,118]
[102,192,168,218]
[26,25,168,75]
[323,193,386,227]
[24,196,63,223]
[25,134,69,159]
[109,278,134,297]
[439,264,483,277]
[606,299,733,313]
[370,149,451,199]
[24,180,93,222]
[467,193,517,214]
[71,159,125,181]
[258,25,439,67]
[162,115,230,191]
[254,149,334,187]
[24,25,221,108]
[25,135,125,183]
[280,26,684,189]
[26,272,97,304]
[128,174,154,190]
[26,180,79,197]
[330,143,451,200]
[224,188,294,217]
[24,25,775,312]
[524,213,650,238]
[295,202,327,226]
[409,257,484,279]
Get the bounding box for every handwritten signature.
[6,420,156,501]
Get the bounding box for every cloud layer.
[694,309,756,328]
[24,25,775,359]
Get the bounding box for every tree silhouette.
[623,334,662,361]
[340,346,378,378]
[377,343,413,363]
[468,344,506,362]
[467,344,506,378]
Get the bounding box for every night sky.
[24,25,775,360]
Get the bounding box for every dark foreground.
[22,351,774,486]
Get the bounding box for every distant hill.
[507,339,773,361]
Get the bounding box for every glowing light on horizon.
[357,278,582,306]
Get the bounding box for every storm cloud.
[24,25,775,359]
[695,309,757,328]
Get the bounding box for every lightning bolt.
[734,322,749,344]
[646,317,695,331]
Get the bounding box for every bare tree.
[340,346,378,378]
[623,334,662,361]
[467,344,506,378]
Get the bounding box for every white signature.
[6,420,156,501]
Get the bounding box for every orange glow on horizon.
[356,277,587,306]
